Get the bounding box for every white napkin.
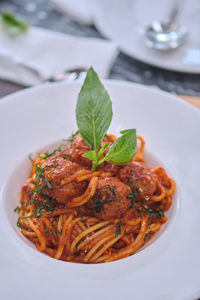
[0,25,118,86]
[50,0,95,25]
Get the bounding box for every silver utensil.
[144,0,187,51]
[15,58,88,83]
[46,67,88,83]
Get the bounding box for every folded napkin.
[50,0,95,25]
[0,25,118,86]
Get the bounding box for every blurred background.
[0,0,199,102]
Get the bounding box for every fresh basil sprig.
[83,130,137,170]
[76,66,113,152]
[82,142,111,171]
[0,12,29,36]
[76,67,137,170]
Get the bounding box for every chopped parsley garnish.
[16,214,36,227]
[126,175,164,224]
[126,171,133,185]
[93,198,107,214]
[35,165,52,190]
[92,184,117,214]
[61,155,71,160]
[44,228,57,242]
[144,231,152,242]
[28,154,33,165]
[39,145,66,160]
[14,206,20,213]
[27,164,57,218]
[126,175,141,191]
[39,150,57,159]
[127,176,141,208]
[52,224,62,236]
[42,177,52,190]
[104,184,117,203]
[16,217,26,229]
[115,221,126,237]
[127,188,140,208]
[30,196,56,219]
[78,207,88,228]
[50,161,59,167]
[143,207,164,226]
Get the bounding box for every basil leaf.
[104,129,137,163]
[82,142,111,170]
[83,142,111,161]
[96,142,111,159]
[82,150,97,160]
[76,67,113,152]
[1,12,29,36]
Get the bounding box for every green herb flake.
[142,207,164,226]
[52,224,62,236]
[28,164,57,218]
[115,220,126,237]
[35,164,52,189]
[28,154,33,165]
[93,198,106,214]
[44,228,57,242]
[128,188,140,208]
[92,184,117,214]
[144,231,152,242]
[14,206,20,213]
[39,150,56,160]
[61,155,71,160]
[1,12,29,36]
[39,144,66,160]
[78,207,88,228]
[16,217,26,229]
[42,177,52,190]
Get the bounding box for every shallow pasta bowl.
[0,80,199,300]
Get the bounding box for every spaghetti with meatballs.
[15,67,175,263]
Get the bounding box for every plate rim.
[1,79,199,115]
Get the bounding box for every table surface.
[0,0,200,110]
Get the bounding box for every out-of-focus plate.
[0,80,200,300]
[49,0,95,24]
[93,0,200,73]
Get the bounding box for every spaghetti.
[16,134,175,263]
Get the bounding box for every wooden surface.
[179,95,200,109]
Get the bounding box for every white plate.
[93,0,200,73]
[0,80,200,300]
[49,0,96,25]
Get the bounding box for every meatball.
[118,161,157,200]
[39,157,87,204]
[102,133,116,144]
[64,133,118,169]
[97,161,121,176]
[89,177,131,220]
[64,134,92,168]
